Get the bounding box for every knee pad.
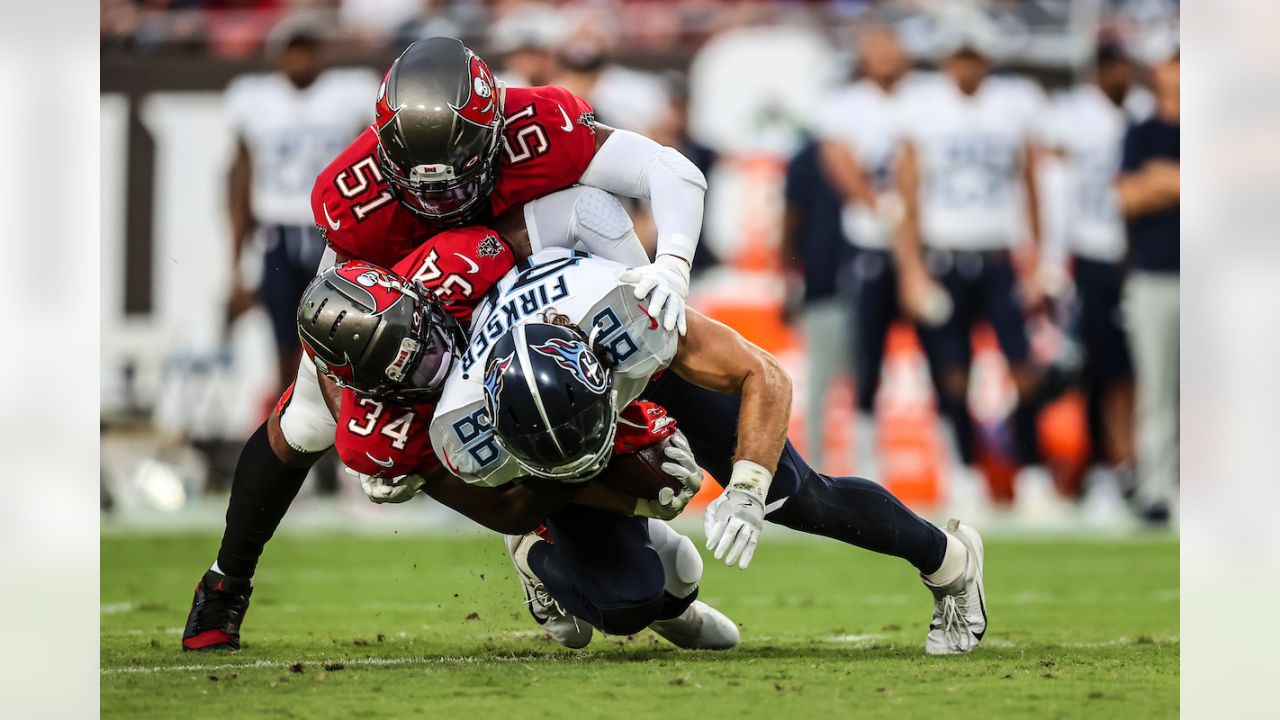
[647,520,702,598]
[277,354,337,454]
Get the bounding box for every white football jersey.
[225,68,379,225]
[897,74,1046,251]
[1041,84,1153,262]
[818,76,917,250]
[430,249,677,487]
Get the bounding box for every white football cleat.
[649,600,739,650]
[505,533,593,649]
[923,519,987,655]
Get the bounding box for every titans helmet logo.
[449,53,499,128]
[483,351,516,409]
[532,338,608,394]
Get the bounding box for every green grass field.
[102,531,1178,718]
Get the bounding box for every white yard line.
[102,653,562,675]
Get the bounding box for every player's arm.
[890,140,940,323]
[1021,140,1044,254]
[417,467,581,535]
[669,310,791,474]
[819,140,879,209]
[1116,142,1180,218]
[226,136,256,323]
[491,186,650,268]
[579,124,707,333]
[665,308,791,569]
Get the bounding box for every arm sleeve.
[577,128,707,264]
[523,186,650,267]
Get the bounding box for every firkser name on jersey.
[461,274,572,373]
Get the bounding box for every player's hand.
[899,265,952,328]
[703,488,765,570]
[349,469,425,504]
[224,278,258,327]
[620,254,691,335]
[634,432,703,520]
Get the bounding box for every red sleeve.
[391,226,516,325]
[488,86,599,217]
[311,127,435,268]
[335,391,439,477]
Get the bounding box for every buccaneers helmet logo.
[337,262,408,315]
[449,53,499,128]
[532,338,608,394]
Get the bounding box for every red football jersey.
[312,85,597,269]
[334,226,516,477]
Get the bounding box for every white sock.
[210,560,252,585]
[854,412,881,482]
[922,530,967,587]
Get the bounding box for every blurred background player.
[816,25,914,479]
[223,23,378,395]
[779,132,848,471]
[487,0,563,88]
[893,33,1060,521]
[1040,43,1152,523]
[1116,49,1180,526]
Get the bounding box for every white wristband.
[728,460,773,504]
[657,234,697,266]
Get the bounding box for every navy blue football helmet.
[482,322,617,482]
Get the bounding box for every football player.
[293,261,724,650]
[817,25,918,479]
[183,34,710,652]
[892,35,1059,516]
[223,25,378,393]
[1040,43,1151,518]
[430,249,988,655]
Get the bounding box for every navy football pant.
[527,374,947,634]
[850,249,899,413]
[526,507,696,636]
[646,373,948,575]
[915,248,1040,467]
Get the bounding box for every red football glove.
[613,400,678,455]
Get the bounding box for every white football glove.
[703,460,772,569]
[347,468,425,504]
[634,431,702,520]
[619,254,691,335]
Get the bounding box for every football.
[596,437,682,501]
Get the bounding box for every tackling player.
[293,260,725,650]
[183,35,711,652]
[431,249,988,655]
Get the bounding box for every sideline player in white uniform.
[432,249,989,655]
[1040,44,1152,521]
[892,38,1059,518]
[817,25,917,480]
[224,26,378,391]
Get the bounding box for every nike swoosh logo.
[323,204,341,231]
[557,105,574,132]
[366,453,394,468]
[454,253,480,274]
[638,304,658,330]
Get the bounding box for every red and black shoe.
[181,570,252,652]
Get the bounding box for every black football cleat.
[182,570,252,652]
